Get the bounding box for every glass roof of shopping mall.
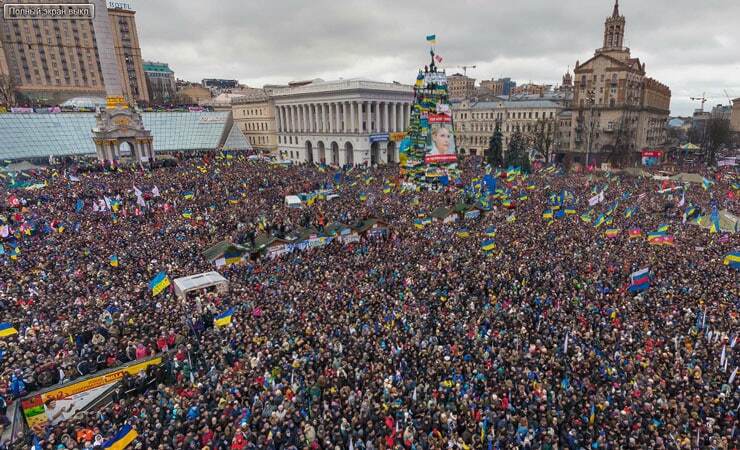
[0,112,251,161]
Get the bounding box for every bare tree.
[530,118,557,163]
[609,109,638,166]
[705,117,731,166]
[0,74,18,107]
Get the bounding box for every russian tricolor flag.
[628,268,650,293]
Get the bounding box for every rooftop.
[0,112,251,160]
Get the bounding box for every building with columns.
[273,79,414,166]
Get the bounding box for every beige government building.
[0,0,148,105]
[232,88,278,155]
[567,0,670,165]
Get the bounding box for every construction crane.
[724,89,734,106]
[689,92,708,112]
[456,65,476,77]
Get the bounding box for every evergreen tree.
[486,121,504,167]
[506,131,531,172]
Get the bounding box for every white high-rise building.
[273,79,414,166]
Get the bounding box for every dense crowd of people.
[0,152,737,449]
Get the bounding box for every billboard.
[22,356,162,432]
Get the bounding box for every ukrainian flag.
[10,246,20,260]
[383,185,392,194]
[542,210,553,220]
[182,191,194,200]
[593,214,606,228]
[0,322,18,338]
[359,193,367,202]
[625,207,636,219]
[456,229,470,238]
[224,250,242,265]
[702,177,713,191]
[481,239,496,252]
[228,197,239,205]
[413,219,425,229]
[723,251,740,269]
[182,209,193,219]
[657,224,670,233]
[110,255,119,267]
[103,424,138,450]
[215,307,234,327]
[149,271,170,297]
[506,214,516,223]
[484,226,496,237]
[426,34,436,44]
[580,213,592,223]
[564,207,577,215]
[518,194,528,201]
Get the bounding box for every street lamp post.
[585,89,596,168]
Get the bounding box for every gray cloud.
[133,0,740,115]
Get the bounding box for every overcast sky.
[131,0,739,116]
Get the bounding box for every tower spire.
[612,0,620,17]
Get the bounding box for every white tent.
[173,271,229,300]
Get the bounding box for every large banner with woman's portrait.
[424,111,457,164]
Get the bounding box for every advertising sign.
[22,356,162,432]
[10,107,34,114]
[427,114,451,123]
[106,96,127,108]
[389,132,406,142]
[369,133,389,143]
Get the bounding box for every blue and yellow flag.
[426,34,436,44]
[413,219,425,230]
[723,251,740,269]
[657,224,670,233]
[110,255,119,267]
[182,209,193,219]
[710,206,720,234]
[456,228,470,238]
[0,322,18,338]
[182,191,194,200]
[214,307,234,327]
[103,424,138,450]
[542,210,553,220]
[224,250,242,265]
[149,272,170,297]
[593,214,606,228]
[481,239,496,252]
[484,226,496,237]
[564,207,577,215]
[625,207,637,219]
[702,177,713,191]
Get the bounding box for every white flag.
[103,197,112,211]
[588,191,604,206]
[678,191,685,207]
[136,195,146,207]
[720,345,726,367]
[133,185,142,197]
[152,186,160,197]
[563,332,569,354]
[729,367,738,385]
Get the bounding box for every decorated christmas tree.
[400,37,458,183]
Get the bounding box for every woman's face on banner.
[434,127,451,153]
